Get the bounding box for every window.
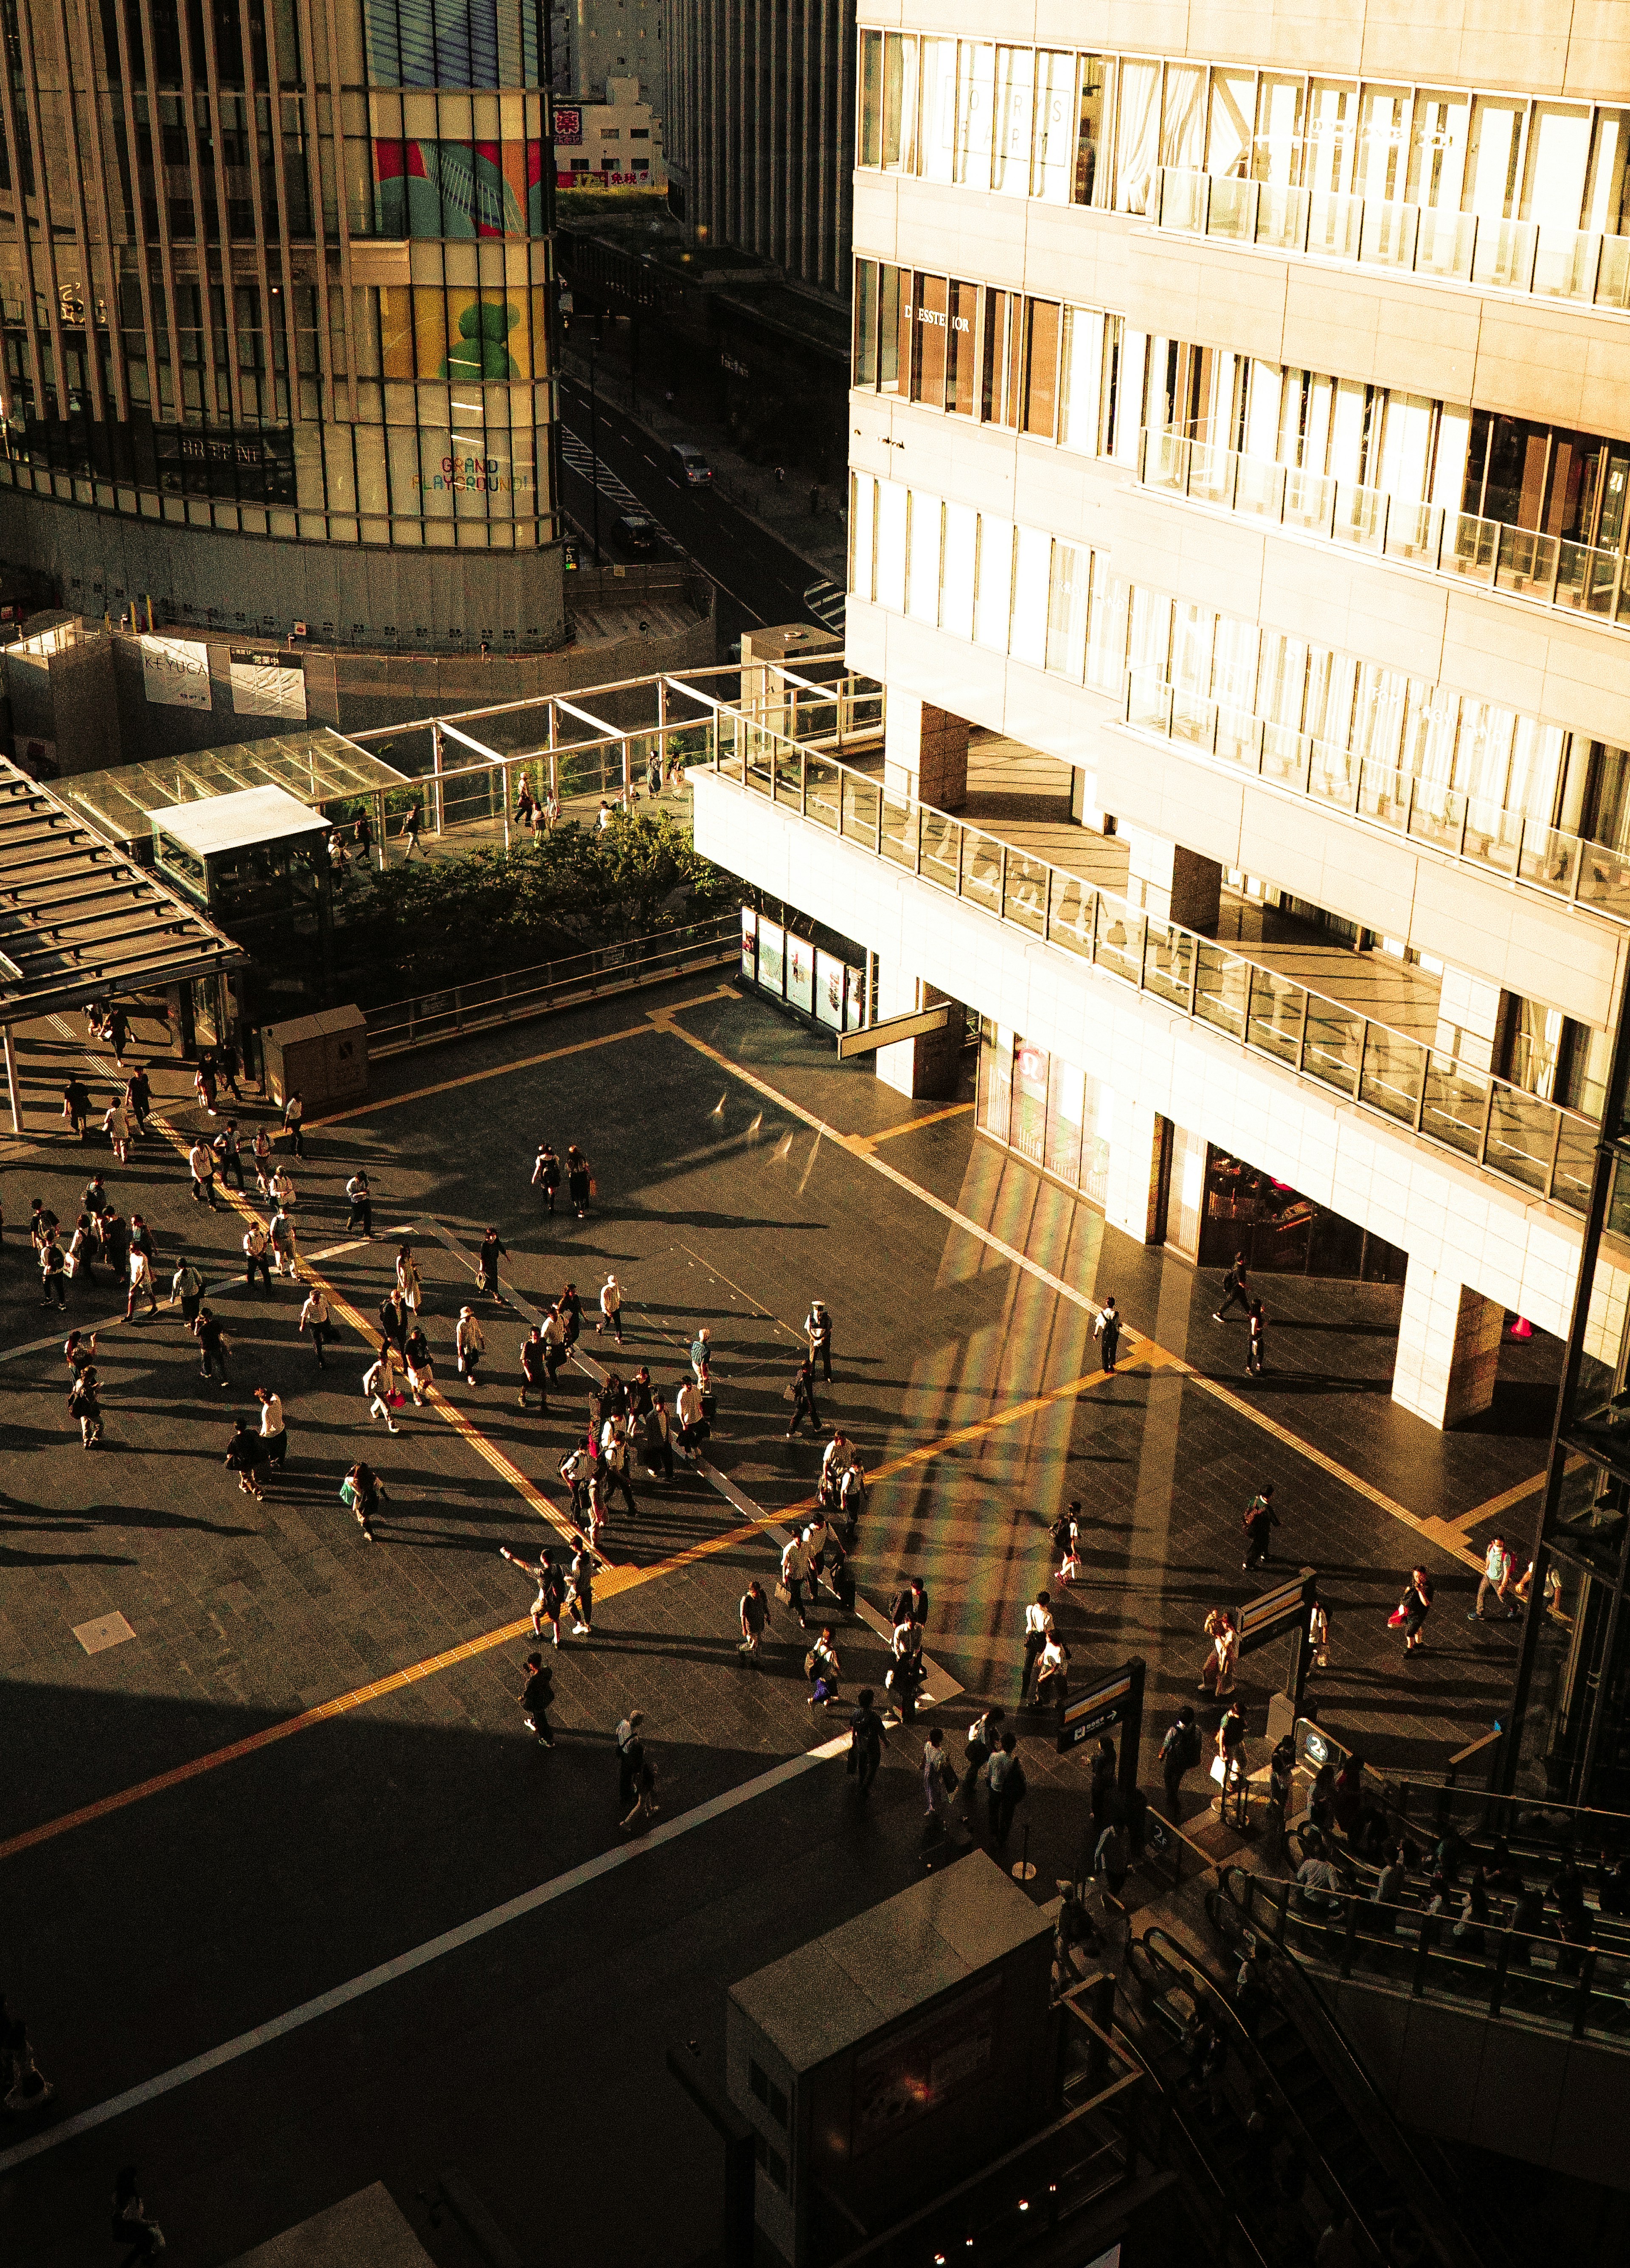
[1074,55,1108,204]
[882,32,919,172]
[974,516,1013,650]
[912,273,948,408]
[854,259,878,388]
[906,492,941,622]
[875,478,908,611]
[1114,60,1161,214]
[920,37,958,183]
[1010,524,1051,668]
[849,472,875,602]
[1032,52,1075,201]
[1046,540,1087,677]
[955,42,995,186]
[992,47,1034,196]
[981,290,1022,426]
[942,501,977,637]
[946,280,976,415]
[1023,299,1060,436]
[859,29,883,167]
[753,2133,788,2192]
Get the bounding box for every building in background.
[554,78,667,191]
[554,0,665,104]
[0,1,564,658]
[692,5,1630,1444]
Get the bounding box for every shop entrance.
[1198,1145,1406,1283]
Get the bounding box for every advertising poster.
[786,935,814,1014]
[141,634,211,710]
[813,947,843,1029]
[380,284,534,382]
[757,917,785,997]
[373,138,543,237]
[852,1979,1003,2157]
[229,649,307,720]
[740,906,757,981]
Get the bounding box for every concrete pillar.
[1392,1266,1506,1429]
[883,690,969,810]
[1123,827,1222,933]
[1104,1094,1165,1244]
[874,972,961,1101]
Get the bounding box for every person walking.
[341,1460,383,1543]
[566,1534,595,1635]
[599,1423,637,1517]
[69,1363,104,1448]
[188,1137,219,1209]
[1095,1815,1131,1901]
[65,1214,96,1289]
[890,1575,930,1632]
[618,1715,658,1832]
[643,1390,674,1480]
[807,1626,842,1708]
[476,1228,508,1302]
[400,798,422,858]
[988,1732,1025,1846]
[39,1233,67,1310]
[1033,1634,1071,1710]
[1019,1591,1054,1705]
[961,1708,1006,1822]
[298,1283,333,1368]
[215,1119,244,1191]
[192,1307,230,1386]
[739,1579,769,1661]
[224,1418,266,1501]
[565,1145,592,1218]
[62,1074,92,1138]
[394,1242,423,1316]
[1470,1535,1519,1621]
[105,1003,130,1067]
[848,1687,888,1797]
[780,1531,815,1629]
[345,1171,373,1236]
[171,1256,205,1326]
[242,1216,273,1291]
[675,1375,706,1465]
[786,1355,821,1438]
[518,1653,556,1747]
[922,1726,954,1827]
[518,1325,549,1412]
[255,1385,287,1473]
[112,2166,166,2261]
[1213,1251,1251,1323]
[596,1272,624,1343]
[1094,1295,1123,1373]
[804,1298,833,1382]
[1396,1566,1433,1653]
[267,1204,298,1279]
[455,1305,485,1384]
[1245,1300,1267,1378]
[125,1244,157,1322]
[216,1038,243,1102]
[1160,1705,1203,1819]
[1054,1504,1082,1585]
[270,1164,298,1216]
[377,1288,409,1356]
[29,1198,59,1257]
[126,1065,154,1135]
[1215,1701,1249,1826]
[1198,1607,1239,1700]
[886,1615,927,1726]
[194,1058,219,1116]
[1241,1483,1280,1571]
[102,1097,131,1164]
[282,1089,305,1157]
[251,1126,274,1196]
[363,1342,402,1432]
[532,1141,562,1211]
[688,1324,712,1379]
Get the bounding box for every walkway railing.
[700,703,1598,1214]
[1153,165,1630,315]
[1140,426,1630,634]
[355,914,740,1055]
[1214,1863,1630,2050]
[1121,657,1630,928]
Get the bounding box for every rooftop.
[149,785,333,858]
[65,729,407,852]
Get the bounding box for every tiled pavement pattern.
[0,981,1559,2265]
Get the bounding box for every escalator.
[1119,1923,1503,2268]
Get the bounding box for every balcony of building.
[708,697,1599,1218]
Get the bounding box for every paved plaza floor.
[0,981,1558,2264]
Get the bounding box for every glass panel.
[1127,663,1173,736]
[1408,778,1464,853]
[1486,1086,1556,1190]
[1519,824,1579,897]
[1208,176,1258,241]
[1414,205,1477,277]
[1093,895,1144,983]
[1302,996,1362,1095]
[961,831,1003,913]
[1194,943,1248,1039]
[1358,1024,1425,1124]
[1333,479,1387,549]
[1047,869,1093,955]
[1234,454,1287,519]
[1246,965,1305,1063]
[1011,1038,1048,1162]
[1260,721,1308,786]
[880,794,916,867]
[1143,917,1193,1006]
[743,726,775,794]
[1215,702,1262,768]
[1142,427,1189,492]
[1255,181,1309,250]
[841,770,880,843]
[1358,199,1418,268]
[1462,796,1523,877]
[1283,464,1334,532]
[1422,1052,1489,1158]
[1553,1119,1596,1213]
[1597,234,1630,308]
[1003,850,1048,931]
[1158,166,1208,233]
[1187,437,1235,507]
[1445,511,1499,584]
[1577,837,1630,919]
[1045,1053,1084,1185]
[919,807,960,891]
[805,755,840,829]
[1307,189,1362,259]
[773,745,802,806]
[1171,686,1218,751]
[1309,737,1359,808]
[1495,523,1559,599]
[1472,217,1536,289]
[1357,759,1411,830]
[1555,539,1620,616]
[1384,498,1442,565]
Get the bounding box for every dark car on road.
[615,512,658,552]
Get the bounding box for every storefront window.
[1012,1037,1048,1162]
[1199,1146,1406,1279]
[1045,1056,1084,1185]
[978,1021,1014,1142]
[758,917,785,996]
[741,905,756,981]
[787,935,815,1014]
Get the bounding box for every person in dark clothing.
[126,1067,154,1132]
[1214,1251,1251,1322]
[519,1652,556,1747]
[533,1142,562,1212]
[518,1325,549,1412]
[1090,1736,1119,1830]
[224,1420,265,1501]
[786,1356,821,1437]
[849,1688,888,1796]
[1242,1483,1280,1570]
[62,1076,92,1138]
[1245,1301,1267,1377]
[558,1282,583,1347]
[477,1227,508,1300]
[377,1290,409,1355]
[1160,1705,1202,1818]
[565,1145,591,1218]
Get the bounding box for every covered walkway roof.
[61,727,408,852]
[0,757,242,1024]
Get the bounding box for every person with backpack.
[806,1626,842,1707]
[519,1652,556,1747]
[1213,1251,1251,1322]
[1053,1503,1082,1584]
[962,1706,1006,1821]
[341,1460,382,1542]
[224,1419,266,1502]
[847,1686,888,1797]
[69,1364,104,1448]
[1242,1483,1280,1570]
[1093,1295,1122,1373]
[1160,1705,1203,1819]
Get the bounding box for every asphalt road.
[557,371,830,648]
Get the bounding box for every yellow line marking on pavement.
[0,1509,792,1869]
[851,1101,976,1154]
[308,1018,659,1126]
[651,1006,1486,1573]
[860,1353,1170,1491]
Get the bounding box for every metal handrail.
[700,700,1599,1215]
[1140,425,1630,634]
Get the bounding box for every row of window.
[854,261,1630,569]
[857,31,1630,245]
[848,467,1630,855]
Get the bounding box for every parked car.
[615,512,658,552]
[670,441,713,486]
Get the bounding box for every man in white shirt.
[125,1246,157,1321]
[243,1217,272,1291]
[596,1272,624,1344]
[298,1285,332,1368]
[188,1139,219,1209]
[1019,1590,1054,1705]
[675,1376,705,1463]
[256,1386,287,1471]
[781,1533,815,1629]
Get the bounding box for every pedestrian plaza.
[0,979,1560,2262]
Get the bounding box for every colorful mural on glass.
[374,138,546,237]
[379,283,549,381]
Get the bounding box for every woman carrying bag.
[1391,1567,1433,1655]
[1197,1608,1238,1699]
[455,1306,486,1385]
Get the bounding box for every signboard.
[141,634,211,710]
[1057,1659,1145,1757]
[1237,1567,1318,1655]
[836,1002,949,1058]
[851,1978,1003,2158]
[554,105,583,145]
[229,648,307,720]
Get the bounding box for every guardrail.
[702,701,1598,1214]
[1153,165,1630,314]
[357,914,741,1055]
[1122,654,1630,930]
[1140,426,1630,633]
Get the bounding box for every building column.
[883,690,969,810]
[1104,1095,1165,1244]
[874,972,961,1101]
[1392,1266,1506,1429]
[1122,828,1222,932]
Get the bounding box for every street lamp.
[587,320,601,563]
